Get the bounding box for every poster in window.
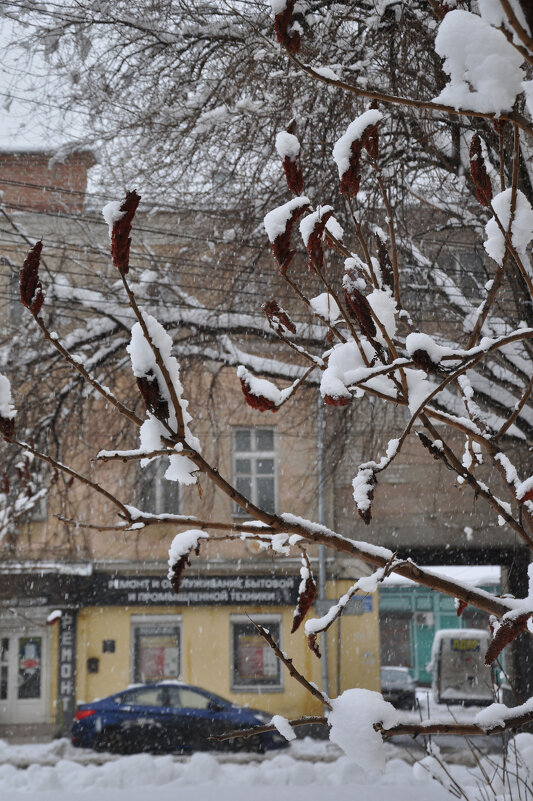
[18,637,41,699]
[135,630,180,682]
[234,623,281,686]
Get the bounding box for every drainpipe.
[317,392,329,700]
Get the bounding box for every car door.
[114,686,168,751]
[165,686,225,751]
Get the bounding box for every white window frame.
[8,270,23,326]
[232,427,277,518]
[30,493,47,522]
[138,457,181,515]
[130,614,182,684]
[230,614,283,692]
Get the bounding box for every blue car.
[71,681,288,754]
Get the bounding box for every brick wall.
[0,150,96,213]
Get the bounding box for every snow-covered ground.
[0,737,451,801]
[0,694,528,801]
[0,733,531,801]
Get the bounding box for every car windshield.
[381,668,411,683]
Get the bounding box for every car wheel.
[245,735,265,754]
[94,727,125,754]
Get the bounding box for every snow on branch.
[333,108,382,197]
[127,312,201,485]
[290,551,317,634]
[484,188,533,269]
[433,10,525,113]
[102,190,141,276]
[271,0,301,54]
[263,196,310,274]
[0,375,16,439]
[167,529,209,593]
[276,122,304,195]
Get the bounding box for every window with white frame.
[231,616,282,690]
[8,270,22,326]
[30,493,47,522]
[139,457,180,515]
[232,427,276,516]
[131,615,181,683]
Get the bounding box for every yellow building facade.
[1,568,380,735]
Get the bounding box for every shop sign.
[90,574,301,606]
[57,610,77,730]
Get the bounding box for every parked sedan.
[71,682,288,754]
[380,666,417,709]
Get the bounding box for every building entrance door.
[0,629,48,724]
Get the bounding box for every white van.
[430,629,495,706]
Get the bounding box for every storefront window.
[132,621,180,683]
[231,618,281,690]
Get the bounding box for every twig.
[495,373,533,439]
[248,617,332,709]
[33,315,143,429]
[5,438,132,521]
[209,716,328,743]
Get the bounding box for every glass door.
[0,630,47,724]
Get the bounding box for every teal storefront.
[379,573,499,685]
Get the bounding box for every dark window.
[379,614,412,667]
[231,620,281,689]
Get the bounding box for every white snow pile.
[320,339,431,412]
[275,131,300,161]
[328,688,399,772]
[263,196,310,242]
[313,65,341,81]
[484,189,533,271]
[269,0,289,16]
[405,369,434,414]
[127,313,201,486]
[309,293,340,323]
[352,467,376,516]
[320,340,392,403]
[168,529,209,577]
[433,10,524,113]
[0,374,16,422]
[524,80,533,120]
[325,216,344,242]
[299,206,333,247]
[237,365,288,407]
[332,110,382,178]
[517,474,533,503]
[479,0,531,43]
[405,332,453,366]
[0,737,460,801]
[102,201,125,236]
[270,715,296,741]
[367,289,397,341]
